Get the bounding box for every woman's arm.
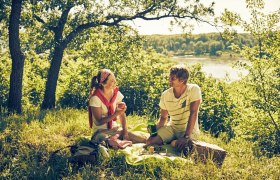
[119,111,129,139]
[91,105,125,126]
[117,102,129,139]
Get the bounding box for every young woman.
[88,69,147,149]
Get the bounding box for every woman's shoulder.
[116,90,124,101]
[89,95,102,106]
[90,95,101,101]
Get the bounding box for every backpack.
[51,141,109,165]
[69,143,99,164]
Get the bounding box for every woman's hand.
[115,102,127,115]
[117,102,126,109]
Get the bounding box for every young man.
[146,64,202,151]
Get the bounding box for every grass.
[0,109,279,179]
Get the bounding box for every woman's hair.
[170,64,189,84]
[90,69,112,90]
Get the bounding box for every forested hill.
[142,33,256,56]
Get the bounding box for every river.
[172,56,249,82]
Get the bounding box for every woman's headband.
[100,69,111,83]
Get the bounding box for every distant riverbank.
[171,55,248,82]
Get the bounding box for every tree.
[209,41,224,55]
[194,41,204,55]
[28,0,215,110]
[7,0,25,114]
[221,0,280,156]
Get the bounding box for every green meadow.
[1,109,279,179]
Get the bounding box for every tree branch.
[56,6,73,34]
[63,21,117,46]
[33,14,56,32]
[63,1,216,51]
[33,14,45,24]
[33,6,73,36]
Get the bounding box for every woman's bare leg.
[128,131,149,143]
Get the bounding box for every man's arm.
[145,108,167,147]
[157,108,169,129]
[185,99,201,137]
[175,99,201,150]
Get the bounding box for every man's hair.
[170,64,189,83]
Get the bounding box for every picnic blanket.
[95,124,225,166]
[118,143,192,165]
[109,124,191,165]
[118,124,226,166]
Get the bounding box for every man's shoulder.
[161,87,173,96]
[187,84,200,91]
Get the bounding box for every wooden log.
[190,140,227,166]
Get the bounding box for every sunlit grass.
[0,109,279,179]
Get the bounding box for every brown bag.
[188,140,227,166]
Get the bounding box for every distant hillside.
[142,33,256,56]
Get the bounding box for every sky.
[125,0,280,35]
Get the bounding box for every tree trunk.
[41,44,65,110]
[8,0,24,114]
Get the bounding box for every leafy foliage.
[58,27,171,115]
[22,51,49,107]
[0,0,11,24]
[0,50,10,112]
[220,0,280,156]
[199,79,235,140]
[0,19,10,112]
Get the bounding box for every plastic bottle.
[147,118,157,137]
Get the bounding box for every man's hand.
[175,137,191,151]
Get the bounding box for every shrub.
[0,51,11,111]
